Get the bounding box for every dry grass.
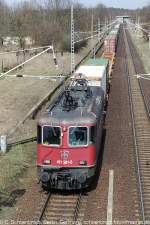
[0,142,36,194]
[128,27,150,73]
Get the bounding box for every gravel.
[84,26,137,223]
[1,28,146,224]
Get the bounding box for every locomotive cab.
[37,123,98,189]
[37,78,104,190]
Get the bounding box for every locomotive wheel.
[41,182,50,191]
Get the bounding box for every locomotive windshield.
[69,127,88,146]
[43,126,61,146]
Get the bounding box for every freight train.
[37,24,120,190]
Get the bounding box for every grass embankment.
[128,27,150,72]
[0,142,36,200]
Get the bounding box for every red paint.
[37,144,95,167]
[104,37,117,53]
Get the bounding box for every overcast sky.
[79,0,148,9]
[6,0,149,9]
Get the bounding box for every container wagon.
[75,58,109,96]
[104,24,120,54]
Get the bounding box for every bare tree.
[1,0,146,50]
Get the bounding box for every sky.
[6,0,149,9]
[79,0,148,9]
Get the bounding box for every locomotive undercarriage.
[38,166,95,190]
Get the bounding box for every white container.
[0,135,7,153]
[75,65,107,94]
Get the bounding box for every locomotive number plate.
[57,160,73,165]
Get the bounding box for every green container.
[110,30,118,35]
[85,58,109,67]
[106,34,117,39]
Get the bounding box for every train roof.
[39,111,97,126]
[38,79,104,126]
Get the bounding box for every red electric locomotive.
[37,78,105,190]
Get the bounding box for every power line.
[0,46,53,79]
[71,5,75,74]
[74,20,117,44]
[0,45,52,55]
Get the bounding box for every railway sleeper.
[44,212,84,217]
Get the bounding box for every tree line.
[0,0,149,50]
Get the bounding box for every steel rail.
[35,192,83,225]
[125,57,146,224]
[126,32,150,119]
[124,28,146,224]
[138,80,150,118]
[73,192,83,222]
[35,192,52,225]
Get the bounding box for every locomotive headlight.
[79,160,87,166]
[43,160,51,165]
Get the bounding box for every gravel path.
[84,26,137,223]
[0,77,56,136]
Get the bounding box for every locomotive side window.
[42,126,61,146]
[69,127,88,146]
[90,126,95,143]
[37,125,42,144]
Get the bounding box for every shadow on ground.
[87,128,106,192]
[0,189,26,210]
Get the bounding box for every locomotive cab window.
[90,126,95,143]
[69,127,88,146]
[42,126,61,146]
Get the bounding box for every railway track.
[31,35,107,225]
[124,26,150,222]
[35,192,87,225]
